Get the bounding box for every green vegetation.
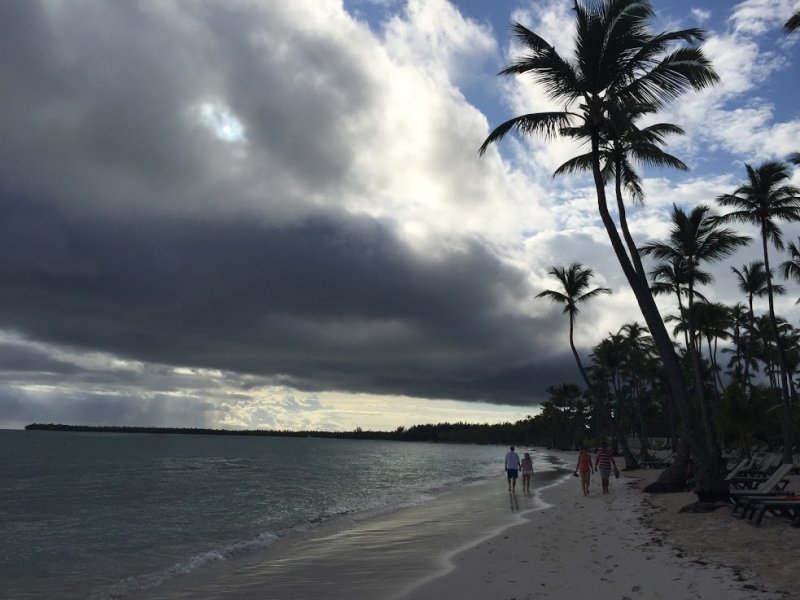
[24,420,557,446]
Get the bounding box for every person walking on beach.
[520,452,534,493]
[594,441,619,494]
[574,447,593,496]
[505,446,521,492]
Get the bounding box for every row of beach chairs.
[638,449,674,469]
[727,461,799,527]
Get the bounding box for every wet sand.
[136,469,566,600]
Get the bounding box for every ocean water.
[0,430,557,600]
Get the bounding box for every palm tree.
[721,303,752,388]
[554,104,688,285]
[693,301,731,394]
[732,261,785,390]
[479,0,725,498]
[589,333,640,468]
[618,322,657,457]
[535,264,640,465]
[716,161,800,463]
[786,10,800,32]
[535,263,611,401]
[641,205,749,458]
[779,238,800,304]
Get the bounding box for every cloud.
[729,0,800,35]
[691,8,711,24]
[1,0,797,431]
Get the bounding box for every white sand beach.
[139,459,798,600]
[401,470,796,600]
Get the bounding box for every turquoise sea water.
[0,430,556,600]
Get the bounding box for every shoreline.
[128,455,798,600]
[129,454,569,600]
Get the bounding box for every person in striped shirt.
[594,441,619,494]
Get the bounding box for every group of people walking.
[574,441,619,495]
[504,442,619,496]
[503,446,534,493]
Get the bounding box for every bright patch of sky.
[197,101,246,143]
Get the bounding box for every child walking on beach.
[520,452,533,493]
[574,447,593,496]
[594,441,619,494]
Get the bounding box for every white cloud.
[729,0,800,35]
[691,8,711,23]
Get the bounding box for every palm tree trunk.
[589,129,727,499]
[644,434,690,493]
[687,282,720,459]
[744,296,755,393]
[614,161,648,285]
[762,232,796,464]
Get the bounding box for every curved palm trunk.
[568,317,639,468]
[614,160,648,286]
[761,232,796,464]
[589,128,727,499]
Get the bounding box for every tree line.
[24,420,558,446]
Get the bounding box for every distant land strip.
[24,421,543,445]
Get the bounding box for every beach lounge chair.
[750,497,800,525]
[640,449,673,469]
[729,463,794,513]
[724,458,749,482]
[735,452,779,479]
[727,462,792,491]
[735,492,799,519]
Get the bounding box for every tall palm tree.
[716,161,800,463]
[479,0,725,498]
[732,261,785,390]
[693,301,731,394]
[535,263,611,396]
[554,104,688,284]
[535,264,638,465]
[641,205,749,457]
[721,303,751,388]
[650,255,710,353]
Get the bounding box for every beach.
[136,458,798,600]
[402,469,795,600]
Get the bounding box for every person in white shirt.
[504,445,521,492]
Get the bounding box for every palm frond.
[553,152,595,177]
[785,10,800,33]
[479,112,574,155]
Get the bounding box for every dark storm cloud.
[0,0,582,410]
[0,197,575,405]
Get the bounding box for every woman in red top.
[574,447,594,496]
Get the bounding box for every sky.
[0,0,798,431]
